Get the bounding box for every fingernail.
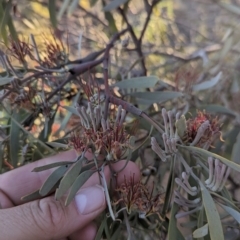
[75,185,105,214]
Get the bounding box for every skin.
[0,150,140,240]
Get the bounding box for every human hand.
[0,150,140,240]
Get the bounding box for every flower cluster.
[184,110,221,148]
[174,172,201,219]
[115,175,163,219]
[205,157,231,192]
[69,104,131,161]
[151,108,179,161]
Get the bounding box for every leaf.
[32,161,74,172]
[67,0,79,16]
[62,105,79,116]
[0,77,14,86]
[193,223,208,238]
[231,132,240,164]
[103,10,118,34]
[0,0,12,44]
[113,76,158,89]
[48,0,57,28]
[54,90,80,136]
[184,146,240,172]
[57,0,71,20]
[200,184,224,240]
[39,165,70,196]
[46,142,69,149]
[90,0,98,7]
[55,159,83,200]
[10,110,21,167]
[129,91,183,105]
[7,13,18,41]
[65,169,95,206]
[103,0,129,11]
[219,203,240,224]
[21,189,42,202]
[199,104,236,117]
[167,202,185,240]
[192,72,222,92]
[219,2,240,15]
[175,115,187,139]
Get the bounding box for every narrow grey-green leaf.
[219,203,240,224]
[103,0,128,11]
[129,91,183,105]
[184,146,240,172]
[65,169,95,206]
[21,189,41,202]
[201,184,224,240]
[0,77,14,86]
[32,161,73,172]
[10,110,21,167]
[192,72,222,91]
[57,0,71,20]
[167,202,185,240]
[46,142,69,148]
[67,0,79,16]
[219,2,240,15]
[55,159,83,200]
[193,223,208,238]
[39,165,70,196]
[199,104,236,117]
[7,14,18,41]
[62,106,79,116]
[54,90,80,135]
[113,76,158,89]
[231,132,240,164]
[103,10,118,34]
[48,0,57,28]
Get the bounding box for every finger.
[0,150,77,205]
[0,185,105,240]
[69,222,97,240]
[0,154,140,205]
[0,162,140,240]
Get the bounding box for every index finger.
[0,150,140,205]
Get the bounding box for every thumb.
[0,185,105,240]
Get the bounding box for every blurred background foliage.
[1,0,240,239]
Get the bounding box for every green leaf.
[219,203,240,224]
[65,169,95,206]
[67,0,79,16]
[7,14,18,41]
[200,184,224,240]
[192,72,222,92]
[54,90,80,136]
[231,132,240,164]
[199,104,236,117]
[46,142,69,149]
[21,189,42,202]
[103,0,129,11]
[55,159,83,200]
[193,223,208,238]
[57,0,71,20]
[0,77,15,86]
[10,110,21,167]
[113,76,158,89]
[175,115,187,139]
[39,165,71,196]
[32,161,74,172]
[103,11,118,34]
[0,0,12,44]
[167,202,185,240]
[62,105,79,116]
[184,146,240,172]
[48,0,57,28]
[129,91,183,105]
